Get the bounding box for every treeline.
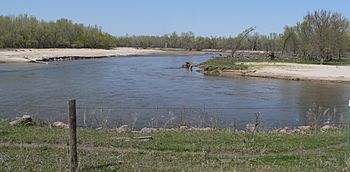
[116,32,235,50]
[0,14,116,49]
[1,11,349,61]
[117,10,350,61]
[280,10,350,61]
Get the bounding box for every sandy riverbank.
[0,47,208,63]
[219,62,350,83]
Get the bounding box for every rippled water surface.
[0,55,349,129]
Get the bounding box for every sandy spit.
[220,62,350,83]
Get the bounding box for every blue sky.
[1,0,349,37]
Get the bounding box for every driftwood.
[9,115,32,126]
[28,59,49,64]
[181,62,193,71]
[132,136,153,140]
[113,136,153,142]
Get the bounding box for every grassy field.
[0,122,348,171]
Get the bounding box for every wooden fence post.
[68,99,78,172]
[346,100,350,163]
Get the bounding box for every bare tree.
[247,32,260,51]
[231,26,256,57]
[281,26,296,56]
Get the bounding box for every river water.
[0,55,349,129]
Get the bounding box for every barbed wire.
[0,103,347,110]
[0,103,347,130]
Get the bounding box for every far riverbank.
[0,47,211,63]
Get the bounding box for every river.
[0,55,349,130]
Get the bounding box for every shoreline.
[201,62,350,83]
[0,47,210,63]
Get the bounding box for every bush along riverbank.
[197,58,249,76]
[0,117,348,171]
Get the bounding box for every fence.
[0,101,348,130]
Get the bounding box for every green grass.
[199,58,249,70]
[0,122,348,171]
[198,58,249,75]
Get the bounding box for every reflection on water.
[0,55,349,129]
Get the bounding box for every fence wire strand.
[0,103,347,110]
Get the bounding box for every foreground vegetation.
[0,121,347,171]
